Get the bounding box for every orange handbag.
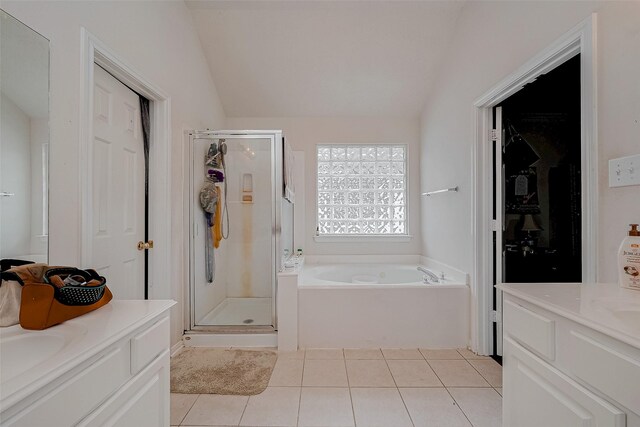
[8,265,112,330]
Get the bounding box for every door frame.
[79,28,172,300]
[493,106,504,357]
[471,15,598,355]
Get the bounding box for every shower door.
[188,130,283,331]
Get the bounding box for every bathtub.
[298,262,469,348]
[302,263,459,287]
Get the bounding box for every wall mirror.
[0,10,50,263]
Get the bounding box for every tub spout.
[417,267,440,283]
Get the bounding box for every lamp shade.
[521,214,542,231]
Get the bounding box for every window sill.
[314,234,413,243]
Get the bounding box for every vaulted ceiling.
[187,1,464,117]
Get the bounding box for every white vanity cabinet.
[500,283,640,427]
[0,300,175,427]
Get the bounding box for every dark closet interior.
[499,54,582,283]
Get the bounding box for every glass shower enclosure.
[187,130,292,332]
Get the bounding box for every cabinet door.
[504,337,625,427]
[2,342,130,427]
[79,350,169,427]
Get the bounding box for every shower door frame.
[186,130,283,333]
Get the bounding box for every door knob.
[137,240,154,251]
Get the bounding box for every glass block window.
[317,145,407,235]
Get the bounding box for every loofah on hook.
[199,181,218,214]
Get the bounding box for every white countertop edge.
[1,299,176,411]
[498,284,640,351]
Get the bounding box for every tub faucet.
[417,267,440,283]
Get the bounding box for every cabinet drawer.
[504,337,625,427]
[504,299,556,360]
[79,350,169,427]
[131,316,169,375]
[570,331,640,414]
[5,341,130,427]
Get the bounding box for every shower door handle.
[0,192,15,197]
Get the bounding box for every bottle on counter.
[619,224,640,290]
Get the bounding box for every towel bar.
[421,186,459,196]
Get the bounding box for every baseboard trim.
[170,340,184,357]
[183,332,278,348]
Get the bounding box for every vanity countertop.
[498,283,640,350]
[0,299,175,411]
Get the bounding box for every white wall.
[420,1,640,282]
[227,117,422,256]
[1,0,226,346]
[0,93,31,257]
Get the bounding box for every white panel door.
[91,64,145,299]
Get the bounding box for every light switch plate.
[609,154,640,187]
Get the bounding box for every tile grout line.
[493,385,502,397]
[296,352,306,426]
[413,349,445,388]
[454,350,503,424]
[381,350,416,427]
[424,357,475,427]
[177,393,200,427]
[465,356,499,389]
[446,387,476,427]
[344,348,357,427]
[236,392,251,427]
[449,350,492,388]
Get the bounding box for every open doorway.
[498,55,581,282]
[492,55,581,359]
[472,16,597,358]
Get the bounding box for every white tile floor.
[171,348,502,427]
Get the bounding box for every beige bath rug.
[170,348,277,395]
